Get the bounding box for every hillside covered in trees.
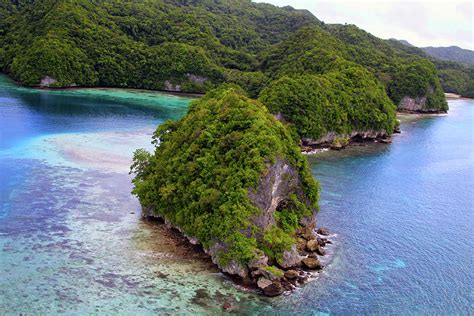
[0,0,443,102]
[1,0,449,113]
[422,46,474,66]
[433,60,474,98]
[390,39,474,98]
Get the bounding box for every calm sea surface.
[0,75,472,315]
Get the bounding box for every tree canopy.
[259,65,397,140]
[0,0,454,143]
[0,0,451,110]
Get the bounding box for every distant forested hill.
[0,0,449,116]
[391,39,474,98]
[422,46,474,66]
[423,46,474,97]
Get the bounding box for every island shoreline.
[142,212,335,298]
[0,73,205,98]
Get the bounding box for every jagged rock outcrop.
[186,73,208,85]
[142,198,331,296]
[142,156,323,280]
[249,159,314,230]
[302,257,322,269]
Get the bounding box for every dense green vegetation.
[391,39,474,98]
[322,25,447,109]
[0,1,450,109]
[0,0,318,91]
[3,0,464,164]
[130,86,319,265]
[259,25,447,113]
[433,60,474,98]
[388,60,448,111]
[259,66,397,140]
[426,48,474,97]
[256,25,445,134]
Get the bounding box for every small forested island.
[131,86,327,296]
[1,0,472,298]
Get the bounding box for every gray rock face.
[397,87,444,112]
[186,73,207,85]
[257,277,273,289]
[249,159,312,230]
[205,242,249,279]
[302,130,389,147]
[249,160,292,229]
[398,95,427,111]
[221,260,249,279]
[40,76,57,87]
[279,245,303,269]
[163,74,207,92]
[248,254,269,269]
[216,157,316,276]
[164,80,181,92]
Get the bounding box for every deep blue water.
[293,106,474,314]
[0,74,473,315]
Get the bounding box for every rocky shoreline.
[222,227,335,298]
[1,74,205,98]
[397,109,448,114]
[300,128,401,154]
[299,107,453,155]
[142,208,334,298]
[252,227,334,297]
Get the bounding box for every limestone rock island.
[130,86,326,296]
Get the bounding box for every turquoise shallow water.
[0,74,473,315]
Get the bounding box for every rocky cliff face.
[398,95,428,112]
[397,86,438,112]
[397,82,449,113]
[301,129,392,151]
[397,91,447,113]
[249,159,314,231]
